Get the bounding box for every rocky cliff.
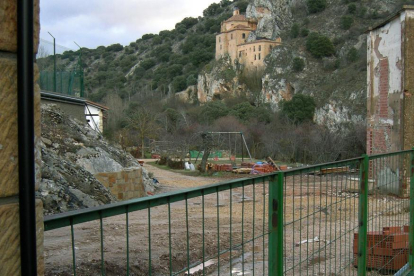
[38,104,157,215]
[198,0,403,129]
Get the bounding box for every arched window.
[259,45,262,51]
[242,33,246,39]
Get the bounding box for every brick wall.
[95,167,145,200]
[0,0,44,275]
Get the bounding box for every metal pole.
[357,154,369,276]
[241,132,244,162]
[17,0,38,274]
[268,173,284,276]
[74,41,84,97]
[48,32,56,92]
[409,148,414,269]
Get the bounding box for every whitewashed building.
[85,100,109,133]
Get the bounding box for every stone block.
[118,193,123,200]
[0,200,44,275]
[0,56,18,197]
[124,172,129,182]
[0,0,40,53]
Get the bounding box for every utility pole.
[48,32,56,92]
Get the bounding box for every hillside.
[38,0,249,102]
[36,0,413,164]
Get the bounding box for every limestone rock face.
[175,85,197,104]
[246,0,292,39]
[197,58,242,103]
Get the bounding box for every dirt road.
[44,166,409,275]
[143,162,226,193]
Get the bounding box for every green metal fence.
[39,70,84,97]
[43,150,414,275]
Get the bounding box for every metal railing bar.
[369,150,413,160]
[45,178,261,231]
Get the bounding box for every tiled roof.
[225,14,247,22]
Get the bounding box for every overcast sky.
[40,0,219,51]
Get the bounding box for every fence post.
[268,172,284,276]
[358,155,369,276]
[409,148,414,269]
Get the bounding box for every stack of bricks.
[214,164,233,172]
[353,226,409,271]
[252,164,277,173]
[241,162,256,168]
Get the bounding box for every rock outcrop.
[246,0,292,40]
[38,104,157,215]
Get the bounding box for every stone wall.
[95,167,145,200]
[0,0,44,275]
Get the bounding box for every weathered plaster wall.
[367,8,414,196]
[0,0,44,274]
[95,167,145,200]
[367,14,404,155]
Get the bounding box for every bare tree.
[127,107,160,158]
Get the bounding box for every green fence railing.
[39,70,84,97]
[43,150,414,275]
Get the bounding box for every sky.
[39,0,219,51]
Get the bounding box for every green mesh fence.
[39,70,84,97]
[43,150,414,275]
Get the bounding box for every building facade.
[367,6,414,154]
[215,8,281,69]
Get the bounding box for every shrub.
[229,102,256,122]
[291,23,300,38]
[301,29,310,37]
[203,3,223,17]
[280,94,316,124]
[292,57,305,72]
[347,47,359,62]
[220,0,232,7]
[307,0,327,14]
[358,7,367,18]
[140,58,156,70]
[106,43,123,52]
[142,34,155,40]
[236,1,249,13]
[152,36,162,46]
[341,16,354,30]
[306,32,335,58]
[186,75,198,86]
[199,101,229,124]
[220,68,236,82]
[172,76,187,92]
[176,17,198,29]
[348,3,357,14]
